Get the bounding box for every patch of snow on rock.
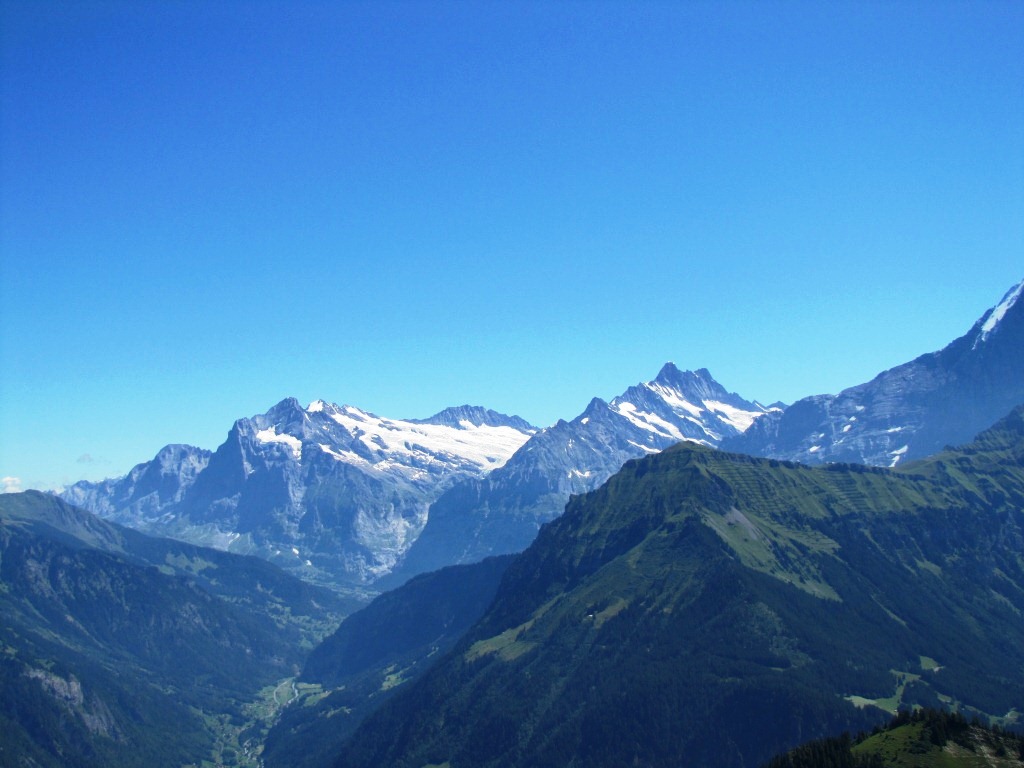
[703,400,765,432]
[255,427,302,460]
[974,280,1023,348]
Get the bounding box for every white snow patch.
[291,547,300,555]
[255,428,302,460]
[343,405,370,421]
[886,427,904,434]
[307,400,325,413]
[889,445,909,468]
[581,417,590,425]
[614,401,685,440]
[646,383,704,417]
[703,400,764,433]
[809,445,821,453]
[842,424,852,433]
[628,440,661,454]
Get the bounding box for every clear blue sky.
[1,1,1021,491]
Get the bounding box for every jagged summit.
[655,360,683,378]
[650,363,724,400]
[269,396,303,413]
[612,363,770,444]
[653,361,713,383]
[574,396,610,421]
[152,443,209,465]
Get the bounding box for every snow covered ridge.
[312,401,534,473]
[248,398,537,480]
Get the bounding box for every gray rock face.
[723,279,1024,467]
[63,444,211,521]
[388,364,773,583]
[62,399,535,587]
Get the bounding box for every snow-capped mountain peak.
[609,364,770,446]
[289,401,535,476]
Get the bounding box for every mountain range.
[63,366,772,589]
[326,406,1024,768]
[11,278,1024,768]
[387,363,774,582]
[61,279,1024,592]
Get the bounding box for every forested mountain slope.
[764,708,1024,768]
[263,556,515,768]
[0,492,351,768]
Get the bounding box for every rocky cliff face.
[63,444,211,520]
